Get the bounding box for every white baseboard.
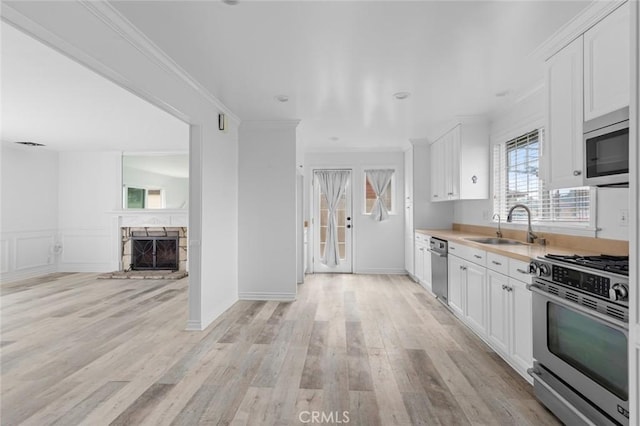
[239,292,296,301]
[185,320,202,331]
[355,268,407,275]
[58,263,115,273]
[0,264,57,284]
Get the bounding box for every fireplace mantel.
[110,209,188,228]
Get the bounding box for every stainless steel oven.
[528,255,629,425]
[584,107,629,186]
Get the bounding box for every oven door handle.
[527,284,628,330]
[527,367,598,426]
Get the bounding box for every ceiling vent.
[15,141,45,147]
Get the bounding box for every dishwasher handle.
[427,249,447,258]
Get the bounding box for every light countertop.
[415,228,601,262]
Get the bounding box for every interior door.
[313,169,352,273]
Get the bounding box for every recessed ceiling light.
[329,136,340,142]
[15,141,45,147]
[495,89,511,97]
[393,92,411,100]
[275,95,289,103]
[222,0,239,5]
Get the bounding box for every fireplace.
[131,231,179,270]
[121,227,187,272]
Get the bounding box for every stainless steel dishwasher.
[429,237,448,305]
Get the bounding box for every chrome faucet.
[492,213,503,238]
[506,204,538,243]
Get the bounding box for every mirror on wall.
[122,153,189,209]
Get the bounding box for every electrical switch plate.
[482,210,489,220]
[619,209,628,226]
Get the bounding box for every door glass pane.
[318,181,348,261]
[547,303,628,399]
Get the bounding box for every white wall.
[454,89,630,241]
[305,150,405,274]
[238,121,298,300]
[58,151,122,272]
[1,145,59,281]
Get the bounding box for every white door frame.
[311,168,353,273]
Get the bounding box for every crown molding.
[530,0,627,62]
[78,1,240,124]
[304,145,405,154]
[239,119,302,130]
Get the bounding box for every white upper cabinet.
[583,2,630,121]
[544,36,584,189]
[430,122,488,201]
[430,137,446,201]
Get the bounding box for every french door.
[313,169,352,273]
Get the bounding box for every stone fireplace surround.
[112,210,188,272]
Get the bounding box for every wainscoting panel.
[59,229,118,272]
[0,231,57,283]
[1,239,9,274]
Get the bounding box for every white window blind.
[493,129,591,224]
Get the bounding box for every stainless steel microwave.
[584,107,629,187]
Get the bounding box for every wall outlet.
[619,209,629,226]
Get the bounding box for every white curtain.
[316,170,349,266]
[366,169,394,222]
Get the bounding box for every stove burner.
[544,254,629,275]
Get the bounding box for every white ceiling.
[0,22,189,152]
[1,1,590,153]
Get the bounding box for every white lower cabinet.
[464,263,487,337]
[509,277,533,375]
[414,233,432,291]
[486,269,533,381]
[447,255,465,317]
[487,270,513,355]
[448,247,533,382]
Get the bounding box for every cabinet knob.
[573,170,582,176]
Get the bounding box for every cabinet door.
[486,270,510,355]
[404,148,414,203]
[414,241,425,283]
[405,218,414,275]
[422,240,432,290]
[430,139,445,201]
[465,262,487,336]
[448,126,461,200]
[447,255,465,317]
[509,278,533,373]
[584,2,630,120]
[545,36,584,189]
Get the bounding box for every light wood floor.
[1,273,560,425]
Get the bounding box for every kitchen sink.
[464,237,528,246]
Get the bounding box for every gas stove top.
[544,254,629,276]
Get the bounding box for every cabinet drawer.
[467,247,486,267]
[415,233,425,243]
[448,242,485,266]
[486,252,509,275]
[509,259,532,283]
